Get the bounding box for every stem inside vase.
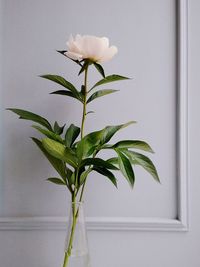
[63,201,90,267]
[63,202,78,267]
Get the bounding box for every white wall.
[0,0,199,266]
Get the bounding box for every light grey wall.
[0,0,199,267]
[2,0,176,218]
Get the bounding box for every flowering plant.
[8,34,159,267]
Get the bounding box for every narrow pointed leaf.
[7,108,52,130]
[66,168,73,181]
[32,125,63,143]
[78,61,89,75]
[65,124,80,147]
[123,150,160,182]
[31,137,66,179]
[76,130,102,159]
[91,74,130,90]
[116,150,135,187]
[100,121,135,145]
[50,90,73,96]
[87,89,118,104]
[93,167,117,187]
[40,74,79,96]
[80,168,92,185]
[47,177,66,185]
[50,90,83,103]
[42,138,78,168]
[93,62,105,78]
[106,157,119,166]
[81,158,119,170]
[76,122,135,159]
[56,50,82,66]
[68,172,75,185]
[86,111,95,115]
[113,140,154,153]
[80,85,85,98]
[53,121,65,135]
[56,50,67,55]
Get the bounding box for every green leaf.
[81,158,119,170]
[50,90,83,103]
[113,140,154,153]
[42,138,78,168]
[53,121,65,135]
[91,74,130,90]
[76,130,103,159]
[62,167,74,187]
[93,62,105,78]
[40,74,79,97]
[32,125,63,143]
[76,122,135,160]
[80,85,85,98]
[86,111,95,115]
[87,89,118,104]
[79,168,92,185]
[123,150,160,182]
[106,157,119,166]
[66,168,73,182]
[79,60,89,75]
[65,124,80,147]
[100,121,135,145]
[116,150,135,187]
[57,50,82,66]
[31,137,66,179]
[7,108,52,130]
[68,172,75,185]
[47,177,66,185]
[93,167,117,187]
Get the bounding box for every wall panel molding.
[0,217,187,232]
[0,0,188,232]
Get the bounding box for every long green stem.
[79,181,86,202]
[62,200,77,267]
[79,65,89,201]
[62,65,89,267]
[81,65,89,139]
[78,149,98,203]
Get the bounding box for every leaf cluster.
[7,108,159,192]
[7,53,160,197]
[40,52,130,108]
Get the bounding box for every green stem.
[78,150,98,203]
[78,65,89,202]
[62,200,77,267]
[78,65,89,201]
[62,65,89,267]
[81,65,89,139]
[79,181,86,203]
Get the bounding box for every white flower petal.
[94,37,110,61]
[64,51,83,61]
[101,37,109,48]
[83,36,103,60]
[66,34,74,50]
[66,35,80,54]
[98,45,118,63]
[74,34,84,52]
[65,34,117,63]
[75,34,82,43]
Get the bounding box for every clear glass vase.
[62,202,91,267]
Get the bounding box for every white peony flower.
[65,34,118,63]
